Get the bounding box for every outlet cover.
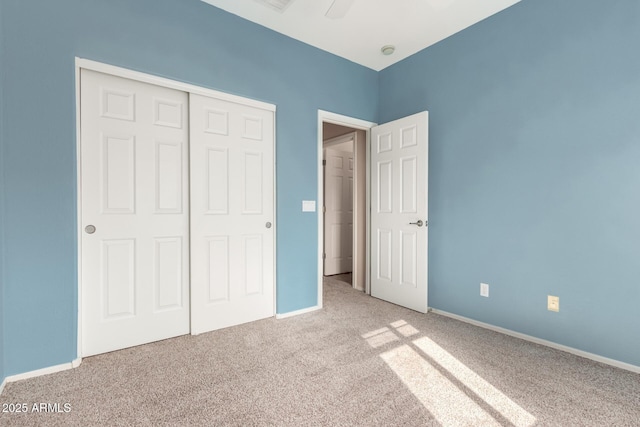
[547,295,559,312]
[480,283,489,297]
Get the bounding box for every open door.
[370,112,428,313]
[323,141,354,276]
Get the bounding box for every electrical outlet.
[480,283,489,297]
[547,295,559,312]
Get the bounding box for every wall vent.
[253,0,295,13]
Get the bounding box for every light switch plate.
[480,283,489,297]
[302,200,316,212]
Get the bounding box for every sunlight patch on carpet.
[364,320,536,427]
[413,336,536,427]
[361,327,401,348]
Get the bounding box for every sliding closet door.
[80,69,190,356]
[190,94,275,334]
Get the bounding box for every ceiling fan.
[253,0,355,19]
[325,0,355,19]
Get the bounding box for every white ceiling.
[200,0,520,71]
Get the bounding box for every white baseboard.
[2,357,82,389]
[0,377,6,395]
[430,308,640,374]
[276,305,321,319]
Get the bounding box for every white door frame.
[317,110,376,308]
[76,58,277,361]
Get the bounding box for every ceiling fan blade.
[325,0,355,19]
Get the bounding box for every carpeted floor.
[1,275,639,426]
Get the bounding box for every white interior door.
[81,69,190,356]
[370,112,429,313]
[190,94,275,335]
[323,144,354,275]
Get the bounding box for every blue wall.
[379,0,640,366]
[0,0,6,384]
[0,0,377,376]
[3,0,640,382]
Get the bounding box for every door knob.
[265,222,272,229]
[409,220,423,227]
[85,225,96,234]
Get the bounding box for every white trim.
[275,305,321,319]
[272,111,278,319]
[364,127,371,295]
[75,59,83,362]
[76,58,275,112]
[319,111,376,129]
[0,378,6,395]
[318,110,376,308]
[431,309,640,374]
[3,359,81,385]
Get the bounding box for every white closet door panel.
[190,94,274,335]
[154,237,184,310]
[102,239,136,318]
[155,141,184,213]
[81,69,189,356]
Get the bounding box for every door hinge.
[323,253,326,259]
[323,206,326,213]
[322,159,326,166]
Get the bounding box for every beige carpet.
[1,275,639,426]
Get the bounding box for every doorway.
[317,110,429,313]
[317,111,376,308]
[323,131,355,278]
[322,125,364,291]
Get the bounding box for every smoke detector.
[381,45,395,56]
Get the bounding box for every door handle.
[409,220,423,227]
